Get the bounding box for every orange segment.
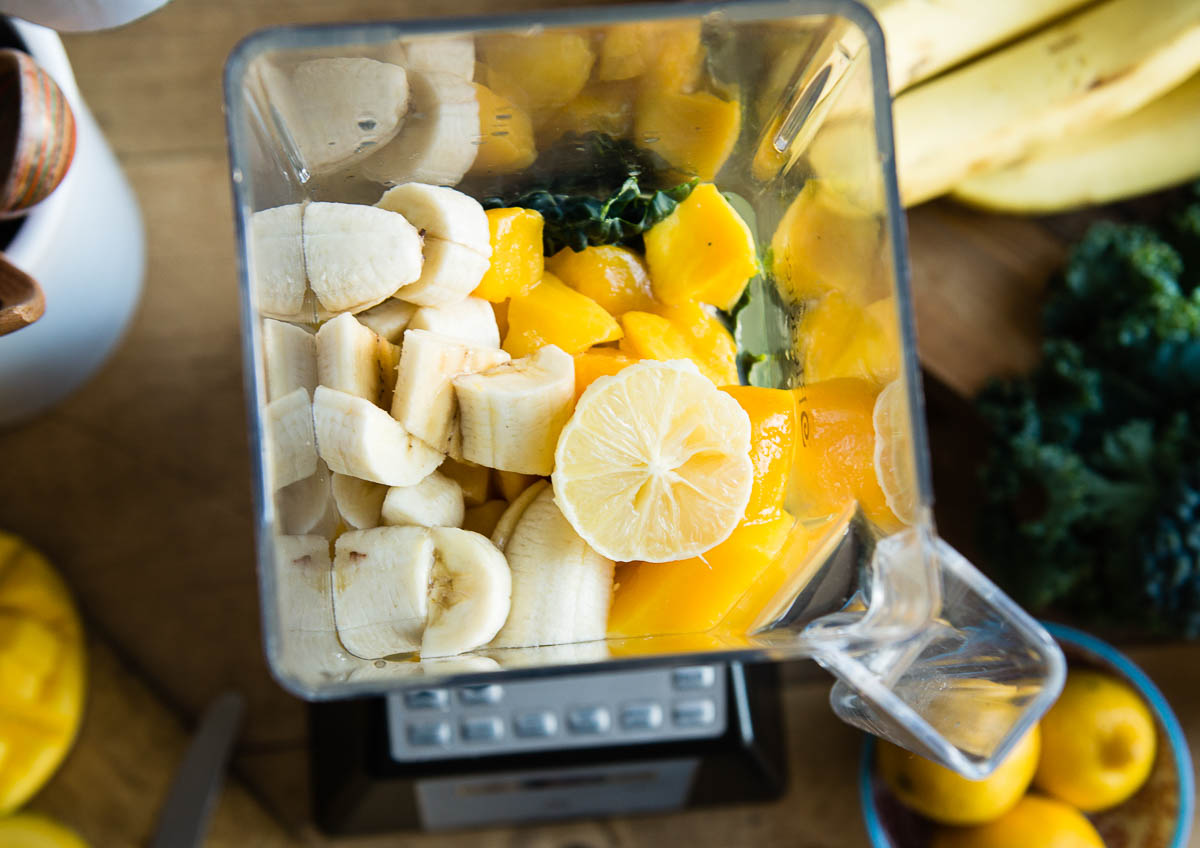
[797,293,900,388]
[634,91,740,181]
[474,207,544,302]
[471,84,537,176]
[720,386,797,523]
[574,348,636,401]
[654,301,739,386]
[546,245,655,317]
[608,511,794,637]
[645,183,759,310]
[503,273,622,357]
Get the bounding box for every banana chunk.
[332,526,435,658]
[262,318,317,402]
[381,471,465,528]
[260,57,410,175]
[356,298,416,343]
[274,534,346,677]
[403,37,475,77]
[439,458,491,507]
[376,184,491,257]
[302,202,423,313]
[313,386,442,486]
[277,461,335,535]
[490,479,549,551]
[491,486,613,649]
[316,313,385,404]
[454,345,575,475]
[359,71,480,187]
[391,329,511,451]
[251,204,307,319]
[266,387,318,491]
[409,298,500,348]
[423,528,511,658]
[331,473,388,529]
[394,237,491,307]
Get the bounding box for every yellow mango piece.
[471,83,538,176]
[503,273,623,358]
[478,31,595,113]
[547,245,655,317]
[597,23,655,81]
[720,386,797,524]
[608,632,730,659]
[798,293,900,388]
[641,21,703,92]
[574,348,637,401]
[635,90,740,181]
[537,83,635,146]
[608,511,795,637]
[645,183,759,310]
[619,310,696,365]
[770,180,887,305]
[473,208,545,302]
[653,301,739,386]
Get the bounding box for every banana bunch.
[256,177,613,667]
[863,0,1200,211]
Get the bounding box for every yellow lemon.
[1035,669,1157,812]
[0,532,86,815]
[0,813,89,847]
[877,726,1040,826]
[930,794,1104,848]
[873,378,920,527]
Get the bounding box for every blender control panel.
[385,664,728,762]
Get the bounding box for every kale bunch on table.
[469,132,696,255]
[977,184,1200,637]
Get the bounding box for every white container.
[0,19,144,427]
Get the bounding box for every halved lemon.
[872,379,919,526]
[552,360,753,562]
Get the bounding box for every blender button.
[513,711,558,738]
[619,702,663,731]
[403,688,449,710]
[461,715,505,742]
[407,720,452,747]
[567,706,611,735]
[458,684,503,706]
[672,666,716,690]
[672,699,716,728]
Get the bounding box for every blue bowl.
[860,623,1195,848]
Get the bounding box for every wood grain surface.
[0,1,1193,845]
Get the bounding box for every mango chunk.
[653,301,739,386]
[474,208,544,302]
[608,511,795,637]
[597,21,703,90]
[547,245,655,317]
[574,348,637,400]
[471,83,537,176]
[645,183,759,310]
[597,23,656,81]
[720,386,797,524]
[619,310,696,368]
[635,90,740,181]
[797,293,900,388]
[478,32,595,114]
[503,273,623,357]
[537,83,635,146]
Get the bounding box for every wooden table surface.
[0,1,1195,845]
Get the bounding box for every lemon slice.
[872,379,920,526]
[0,814,88,847]
[552,360,753,562]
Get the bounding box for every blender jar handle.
[801,522,1066,779]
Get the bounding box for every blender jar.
[224,0,1065,779]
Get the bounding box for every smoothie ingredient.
[546,243,655,317]
[330,473,387,529]
[494,470,538,502]
[463,499,508,537]
[553,360,753,562]
[265,387,318,491]
[798,293,900,387]
[573,348,636,400]
[438,458,491,507]
[538,83,635,146]
[376,182,492,256]
[473,207,544,302]
[381,471,466,528]
[313,385,442,486]
[655,300,739,386]
[408,297,501,349]
[315,312,398,405]
[354,298,415,342]
[618,309,736,386]
[251,204,306,318]
[423,527,512,657]
[403,36,475,77]
[262,318,317,401]
[477,31,595,113]
[472,83,537,176]
[633,89,740,181]
[721,385,797,523]
[491,480,550,551]
[502,273,623,357]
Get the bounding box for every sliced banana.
[302,202,423,313]
[262,318,317,402]
[266,387,318,491]
[403,37,475,77]
[377,334,401,411]
[463,499,508,537]
[423,528,511,658]
[251,204,307,319]
[277,461,335,535]
[316,313,386,404]
[260,58,410,175]
[490,479,549,552]
[439,458,491,507]
[454,345,575,475]
[408,298,500,348]
[356,298,415,342]
[376,183,491,257]
[491,486,614,649]
[358,71,480,187]
[381,471,465,528]
[391,329,511,451]
[274,534,347,677]
[330,472,388,529]
[313,386,442,486]
[332,526,434,658]
[394,237,491,307]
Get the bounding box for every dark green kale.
[977,185,1200,638]
[469,132,696,255]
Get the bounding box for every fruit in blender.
[573,348,637,400]
[797,292,900,388]
[477,31,595,113]
[502,273,623,357]
[546,244,655,317]
[654,300,739,386]
[537,83,635,146]
[720,385,798,523]
[472,83,537,175]
[634,90,741,181]
[473,207,545,302]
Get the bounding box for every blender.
[223,0,1066,832]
